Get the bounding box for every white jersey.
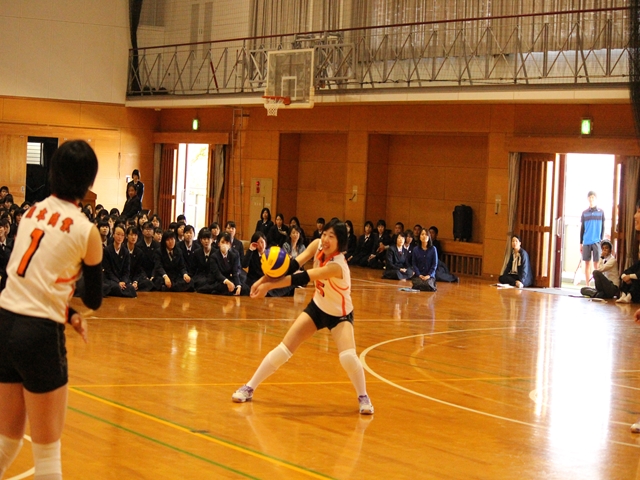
[0,196,94,324]
[312,248,353,317]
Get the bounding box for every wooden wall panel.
[0,135,27,205]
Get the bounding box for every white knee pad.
[339,349,362,374]
[32,440,62,479]
[0,433,24,476]
[267,342,293,369]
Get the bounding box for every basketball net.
[263,96,290,117]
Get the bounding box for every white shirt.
[0,196,94,324]
[312,248,353,317]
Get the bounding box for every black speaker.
[453,205,472,241]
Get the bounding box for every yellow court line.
[70,377,537,388]
[69,388,332,480]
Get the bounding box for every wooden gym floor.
[5,267,640,480]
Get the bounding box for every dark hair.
[49,140,98,201]
[395,222,405,231]
[226,220,236,229]
[0,218,9,229]
[250,231,266,243]
[323,218,348,251]
[109,208,120,216]
[376,219,386,228]
[601,239,613,250]
[98,219,110,229]
[345,220,354,234]
[98,209,109,219]
[3,194,13,204]
[0,186,8,193]
[260,208,271,221]
[184,224,195,234]
[587,191,597,198]
[275,213,285,222]
[127,184,137,196]
[198,228,212,240]
[428,226,439,235]
[176,214,186,223]
[395,231,406,240]
[168,222,178,232]
[209,222,220,230]
[290,216,300,226]
[364,220,374,230]
[419,228,433,249]
[404,229,413,239]
[142,221,154,230]
[316,217,325,225]
[112,224,126,236]
[512,235,522,243]
[132,169,140,178]
[126,226,139,236]
[154,227,163,235]
[150,213,162,226]
[219,232,232,244]
[161,230,177,251]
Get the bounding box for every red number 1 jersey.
[0,196,94,324]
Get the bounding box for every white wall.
[0,0,130,104]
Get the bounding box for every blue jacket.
[412,245,438,277]
[502,248,534,287]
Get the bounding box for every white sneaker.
[358,395,374,415]
[232,385,254,403]
[631,420,640,433]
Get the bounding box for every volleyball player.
[231,218,374,414]
[0,140,103,479]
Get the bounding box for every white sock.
[0,433,23,478]
[247,343,292,389]
[339,349,367,397]
[32,440,61,480]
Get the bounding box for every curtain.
[158,145,176,227]
[208,145,225,224]
[129,0,144,93]
[501,152,521,275]
[624,156,640,269]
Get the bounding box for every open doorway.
[560,153,615,288]
[172,143,209,231]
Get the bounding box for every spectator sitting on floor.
[499,235,533,288]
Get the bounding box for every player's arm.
[81,226,103,311]
[251,262,341,298]
[293,238,320,266]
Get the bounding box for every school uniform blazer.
[177,241,201,275]
[192,248,214,277]
[502,248,534,287]
[136,238,160,277]
[0,241,12,288]
[412,246,438,278]
[355,234,375,257]
[122,196,142,219]
[231,238,245,263]
[102,243,132,284]
[153,248,188,280]
[373,230,392,251]
[623,260,640,279]
[386,246,411,270]
[346,234,357,259]
[267,224,289,247]
[210,249,243,284]
[242,248,264,286]
[127,244,146,281]
[255,219,273,235]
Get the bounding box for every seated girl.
[499,235,533,288]
[383,230,414,280]
[411,228,438,292]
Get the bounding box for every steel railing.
[127,7,631,97]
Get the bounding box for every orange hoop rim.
[262,95,291,105]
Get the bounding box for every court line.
[6,435,35,480]
[70,388,337,480]
[67,406,259,479]
[359,328,640,449]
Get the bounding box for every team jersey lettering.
[61,218,73,233]
[16,228,45,277]
[36,209,48,221]
[47,213,61,227]
[25,205,37,219]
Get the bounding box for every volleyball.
[261,246,290,278]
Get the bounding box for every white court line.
[359,328,640,449]
[7,435,35,480]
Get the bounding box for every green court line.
[71,387,338,480]
[67,406,259,479]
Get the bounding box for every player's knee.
[0,434,24,474]
[339,348,362,374]
[267,342,293,369]
[32,440,61,479]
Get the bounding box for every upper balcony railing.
[127,6,631,98]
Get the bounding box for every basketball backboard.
[264,49,315,109]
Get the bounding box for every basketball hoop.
[263,95,291,117]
